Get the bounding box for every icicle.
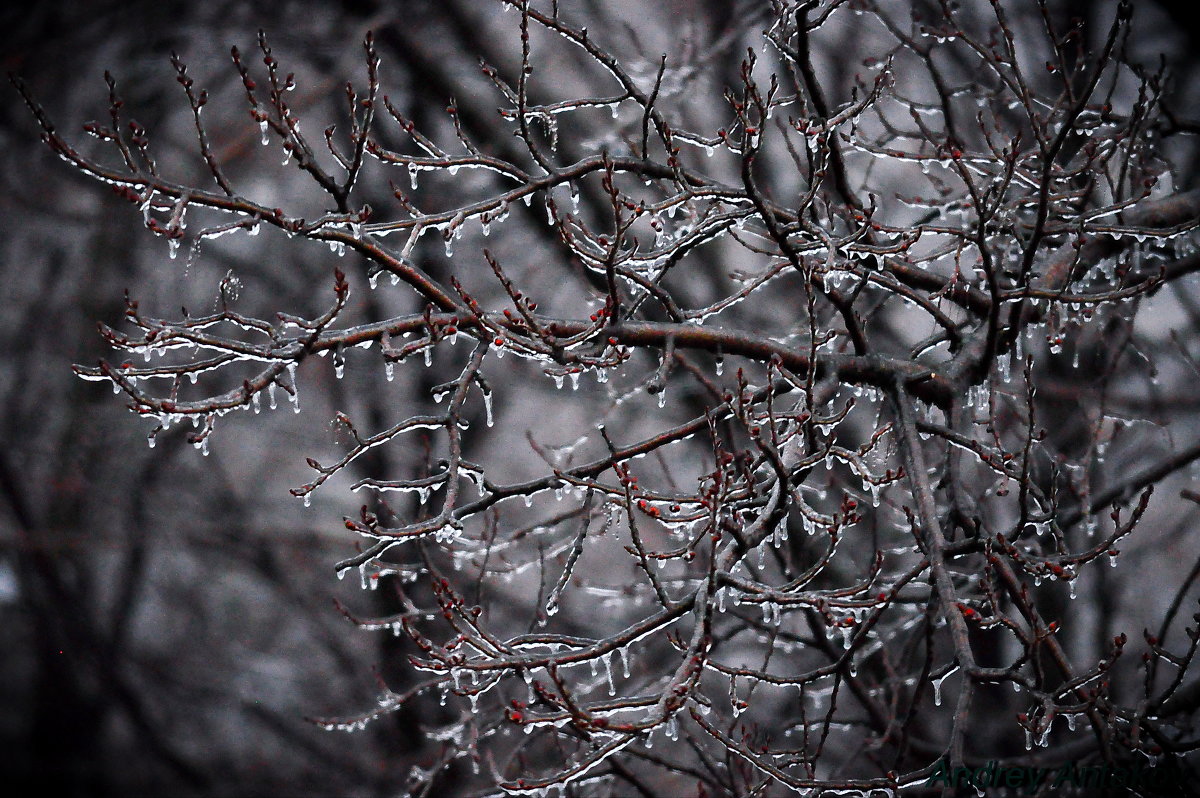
[617,647,630,679]
[424,347,433,367]
[603,652,615,696]
[385,361,394,382]
[303,493,311,507]
[997,351,1011,382]
[408,162,418,190]
[259,119,269,145]
[932,674,946,707]
[569,371,580,391]
[483,391,494,427]
[657,388,666,409]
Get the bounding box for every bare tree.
[16,0,1200,794]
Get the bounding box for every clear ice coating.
[45,5,1195,794]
